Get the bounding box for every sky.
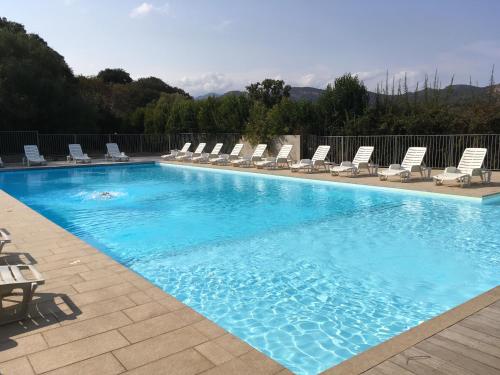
[1,0,499,96]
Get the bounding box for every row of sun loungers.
[164,142,490,187]
[0,143,130,167]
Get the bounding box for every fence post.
[140,134,143,154]
[36,131,40,147]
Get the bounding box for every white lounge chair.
[0,157,3,167]
[106,143,129,162]
[161,142,191,160]
[176,143,206,161]
[433,148,488,186]
[192,143,223,163]
[291,145,330,173]
[330,146,374,176]
[0,228,11,254]
[68,144,91,164]
[378,147,427,182]
[255,145,293,169]
[23,145,47,167]
[0,264,45,325]
[211,144,244,165]
[231,144,267,167]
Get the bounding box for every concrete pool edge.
[321,285,500,374]
[157,161,497,203]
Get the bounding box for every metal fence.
[301,134,500,170]
[1,131,499,170]
[0,132,242,160]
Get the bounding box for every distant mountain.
[195,84,498,103]
[195,92,221,100]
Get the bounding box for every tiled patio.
[0,158,499,375]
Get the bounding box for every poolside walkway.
[0,157,499,375]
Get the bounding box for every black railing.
[301,134,500,170]
[1,132,499,170]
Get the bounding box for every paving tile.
[119,311,191,343]
[213,334,253,357]
[72,275,126,293]
[127,291,153,305]
[71,282,139,306]
[171,306,205,325]
[192,319,227,340]
[123,301,170,322]
[78,268,117,281]
[199,358,258,375]
[42,311,132,347]
[43,353,125,375]
[113,326,208,370]
[58,295,135,326]
[195,341,234,365]
[122,348,214,375]
[28,330,129,373]
[156,294,186,311]
[239,349,284,374]
[0,334,47,363]
[0,356,35,375]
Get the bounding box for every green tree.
[246,79,291,108]
[97,68,132,84]
[217,94,250,132]
[0,17,95,132]
[245,102,271,144]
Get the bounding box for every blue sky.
[1,0,499,95]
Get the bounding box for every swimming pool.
[0,163,498,374]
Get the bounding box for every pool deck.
[0,157,499,375]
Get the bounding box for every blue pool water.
[0,163,499,374]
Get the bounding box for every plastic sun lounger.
[106,143,129,162]
[176,143,206,161]
[0,228,11,254]
[23,145,47,167]
[330,146,374,176]
[378,147,427,182]
[211,144,244,165]
[192,143,223,163]
[68,144,91,164]
[0,264,45,325]
[290,145,330,173]
[161,143,191,160]
[254,144,293,169]
[433,148,488,187]
[231,144,267,167]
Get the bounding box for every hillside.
[196,84,498,103]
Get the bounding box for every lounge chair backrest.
[230,144,244,156]
[24,145,42,160]
[276,144,293,159]
[311,145,330,162]
[352,146,374,166]
[193,143,206,154]
[180,143,191,153]
[69,144,84,157]
[106,143,121,156]
[252,144,267,158]
[210,143,223,155]
[401,147,427,169]
[457,148,487,174]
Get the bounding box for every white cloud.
[177,73,234,95]
[129,2,170,18]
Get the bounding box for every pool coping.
[321,285,500,374]
[1,160,499,374]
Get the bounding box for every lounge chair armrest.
[340,161,353,167]
[0,228,11,242]
[299,159,311,164]
[388,163,401,170]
